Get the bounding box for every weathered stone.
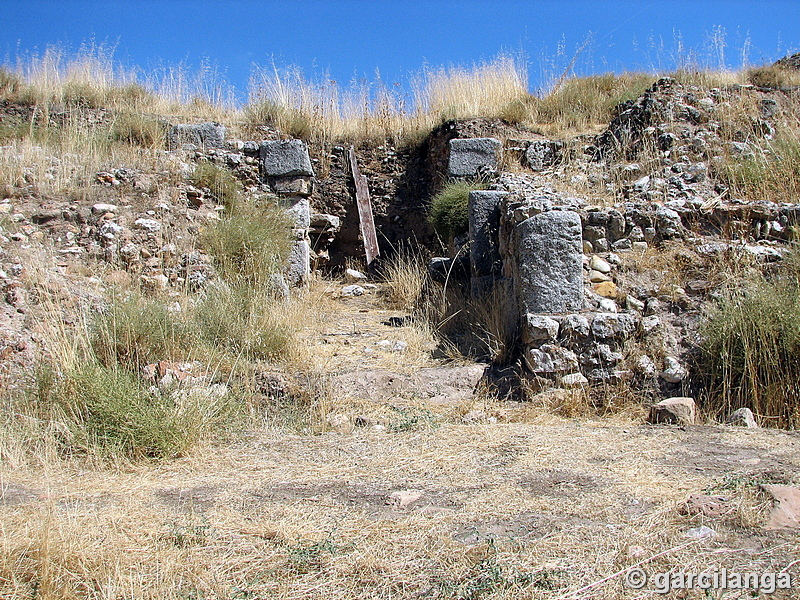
[559,314,590,339]
[341,284,365,297]
[133,218,161,232]
[91,203,118,215]
[589,270,611,283]
[762,485,800,529]
[448,137,502,178]
[267,273,290,300]
[167,122,225,150]
[525,140,560,171]
[607,209,626,240]
[727,407,759,428]
[469,191,508,278]
[283,198,311,229]
[345,268,367,282]
[514,210,583,314]
[285,238,310,287]
[625,295,645,312]
[271,176,313,197]
[635,355,657,376]
[680,494,734,518]
[260,139,314,177]
[310,213,341,231]
[522,314,560,343]
[593,281,619,298]
[660,356,688,383]
[648,397,696,425]
[591,313,636,339]
[526,344,579,374]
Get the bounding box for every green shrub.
[427,181,487,242]
[200,200,290,287]
[191,161,242,209]
[194,283,293,361]
[38,363,233,459]
[700,267,800,428]
[91,292,194,370]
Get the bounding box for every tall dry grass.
[246,54,530,142]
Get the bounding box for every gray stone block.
[448,138,502,178]
[514,210,583,314]
[260,140,314,177]
[469,190,508,278]
[285,238,310,287]
[166,122,225,150]
[283,198,311,229]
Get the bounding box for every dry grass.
[2,418,797,599]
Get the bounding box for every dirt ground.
[2,284,799,599]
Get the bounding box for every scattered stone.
[660,356,688,383]
[344,268,367,282]
[625,295,645,312]
[634,355,657,376]
[590,255,612,273]
[341,284,365,297]
[727,407,759,428]
[386,490,422,509]
[593,281,619,298]
[685,525,716,540]
[591,313,636,339]
[648,397,696,425]
[525,140,560,171]
[326,413,350,430]
[560,372,588,387]
[91,203,118,215]
[461,410,487,424]
[133,218,162,232]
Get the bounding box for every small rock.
[560,372,588,387]
[593,281,619,299]
[625,295,645,312]
[589,270,611,283]
[590,255,612,273]
[344,268,367,282]
[631,241,648,252]
[727,407,759,428]
[91,203,118,214]
[680,494,733,518]
[598,297,618,312]
[685,525,716,540]
[386,490,422,509]
[326,413,350,429]
[641,315,660,333]
[648,397,696,425]
[133,218,162,232]
[341,285,365,297]
[660,356,688,383]
[635,355,657,376]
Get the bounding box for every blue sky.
[2,0,799,100]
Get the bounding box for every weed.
[200,200,290,287]
[699,266,800,428]
[381,247,430,310]
[162,516,212,548]
[427,181,487,242]
[91,291,194,371]
[190,161,241,209]
[193,283,294,361]
[110,112,166,148]
[718,135,800,203]
[747,64,800,88]
[535,73,654,131]
[388,406,438,432]
[38,363,210,459]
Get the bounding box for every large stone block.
[260,139,315,177]
[166,122,225,150]
[514,210,583,314]
[448,138,502,178]
[283,198,311,229]
[468,190,508,278]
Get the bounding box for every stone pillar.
[259,139,315,287]
[468,190,508,296]
[513,210,583,314]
